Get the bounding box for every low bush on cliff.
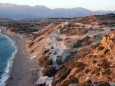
[61,76,78,86]
[60,68,71,80]
[98,46,104,50]
[104,49,110,54]
[38,55,52,66]
[57,67,71,80]
[28,42,34,48]
[102,69,111,75]
[42,66,57,77]
[100,59,110,69]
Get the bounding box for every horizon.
[0,0,115,11]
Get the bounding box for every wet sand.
[1,28,38,86]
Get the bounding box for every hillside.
[76,13,115,26]
[54,30,115,86]
[26,14,115,85]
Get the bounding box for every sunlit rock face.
[101,30,115,55]
[26,14,115,85]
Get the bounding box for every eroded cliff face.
[26,14,115,85]
[26,23,61,59]
[26,20,109,65]
[55,30,115,86]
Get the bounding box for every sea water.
[0,30,17,86]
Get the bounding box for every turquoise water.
[0,31,17,86]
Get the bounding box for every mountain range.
[0,3,114,19]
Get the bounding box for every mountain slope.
[0,3,114,19]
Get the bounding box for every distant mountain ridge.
[0,3,114,19]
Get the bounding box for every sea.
[0,29,17,86]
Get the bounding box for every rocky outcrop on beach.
[26,14,115,85]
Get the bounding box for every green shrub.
[28,42,34,47]
[98,46,104,50]
[46,59,53,65]
[83,36,91,45]
[42,49,49,55]
[102,69,111,75]
[61,76,78,86]
[91,68,101,75]
[61,80,70,86]
[85,69,90,73]
[60,68,71,80]
[69,75,79,83]
[42,66,57,76]
[75,65,85,73]
[56,58,63,65]
[100,59,110,69]
[104,49,110,54]
[93,60,97,64]
[85,79,92,84]
[74,62,86,73]
[74,62,85,68]
[38,56,49,66]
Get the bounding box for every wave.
[0,30,17,86]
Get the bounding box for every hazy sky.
[0,0,115,11]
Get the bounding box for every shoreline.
[1,27,39,86]
[0,30,17,86]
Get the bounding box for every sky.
[0,0,115,11]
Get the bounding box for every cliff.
[54,30,115,86]
[26,14,115,85]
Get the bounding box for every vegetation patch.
[98,46,104,50]
[61,80,70,86]
[38,55,52,66]
[42,66,57,76]
[100,59,110,69]
[75,64,85,73]
[93,60,97,64]
[61,76,78,86]
[85,69,90,73]
[74,62,85,68]
[104,49,110,54]
[91,68,101,75]
[56,57,63,65]
[60,68,71,80]
[28,42,34,48]
[102,69,111,75]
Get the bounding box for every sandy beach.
[1,27,39,86]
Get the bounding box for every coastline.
[1,27,39,86]
[0,30,17,86]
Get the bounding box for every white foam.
[0,29,17,86]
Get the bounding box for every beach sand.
[1,28,39,86]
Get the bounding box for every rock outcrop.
[55,30,115,86]
[101,30,115,55]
